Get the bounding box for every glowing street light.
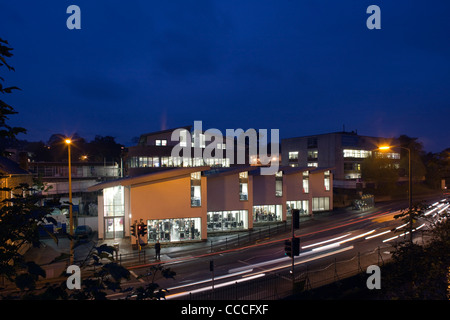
[65,138,74,264]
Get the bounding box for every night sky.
[1,0,449,152]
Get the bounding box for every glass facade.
[303,171,309,193]
[239,171,248,201]
[253,205,282,222]
[312,197,330,212]
[207,210,248,231]
[147,218,201,242]
[324,170,331,191]
[343,149,371,158]
[286,200,309,216]
[103,186,125,239]
[288,151,299,160]
[191,172,201,207]
[128,156,230,168]
[275,171,283,197]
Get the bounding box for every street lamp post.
[65,139,74,265]
[379,145,413,242]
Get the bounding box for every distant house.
[0,156,33,203]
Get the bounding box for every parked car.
[74,225,92,239]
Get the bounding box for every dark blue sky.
[1,0,449,152]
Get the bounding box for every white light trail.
[165,273,266,300]
[337,230,376,244]
[365,230,391,240]
[301,233,351,249]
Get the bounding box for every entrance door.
[104,217,124,239]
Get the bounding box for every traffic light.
[131,224,136,237]
[284,239,292,257]
[292,209,300,229]
[140,223,147,236]
[284,237,300,257]
[137,222,147,236]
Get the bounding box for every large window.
[104,186,124,217]
[207,210,248,232]
[191,172,201,207]
[324,170,331,191]
[239,171,248,201]
[375,152,400,159]
[288,151,299,161]
[286,200,309,216]
[303,171,309,193]
[312,197,330,212]
[253,205,282,222]
[103,186,125,238]
[147,218,201,242]
[307,137,318,149]
[343,149,371,158]
[307,150,318,160]
[275,171,283,197]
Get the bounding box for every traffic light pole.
[291,209,300,288]
[291,216,295,287]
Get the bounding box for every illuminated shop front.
[147,217,201,242]
[207,210,248,232]
[103,186,125,239]
[286,200,309,216]
[252,205,282,222]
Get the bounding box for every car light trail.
[365,230,390,240]
[301,233,351,249]
[167,268,254,292]
[337,230,375,244]
[242,246,355,277]
[165,273,266,300]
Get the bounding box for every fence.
[173,245,392,300]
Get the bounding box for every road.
[107,195,448,300]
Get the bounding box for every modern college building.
[281,130,400,189]
[88,165,333,244]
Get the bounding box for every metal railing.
[175,245,392,300]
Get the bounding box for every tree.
[361,155,399,196]
[0,38,26,154]
[381,202,450,299]
[423,148,450,190]
[397,135,427,183]
[0,183,60,292]
[85,135,124,163]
